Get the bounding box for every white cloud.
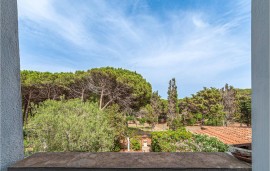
[192,16,208,28]
[18,0,251,97]
[18,0,93,48]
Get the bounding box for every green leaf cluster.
[179,87,225,126]
[179,87,251,127]
[151,129,228,152]
[21,67,152,124]
[89,67,152,110]
[24,99,122,153]
[130,137,141,151]
[151,128,192,152]
[192,134,228,152]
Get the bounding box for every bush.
[126,115,135,122]
[151,128,192,152]
[25,99,117,152]
[192,134,228,152]
[106,104,127,141]
[130,137,141,151]
[169,117,183,130]
[111,139,121,152]
[138,117,146,125]
[151,129,228,152]
[196,113,203,120]
[204,119,223,126]
[188,118,197,125]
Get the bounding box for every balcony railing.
[8,152,251,171]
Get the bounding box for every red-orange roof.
[190,126,252,145]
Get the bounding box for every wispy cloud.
[18,0,251,98]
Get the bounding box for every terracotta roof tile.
[191,126,252,145]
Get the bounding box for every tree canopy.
[21,67,152,124]
[21,68,251,128]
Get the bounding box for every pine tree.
[167,78,179,129]
[151,91,162,118]
[221,83,237,126]
[193,87,224,127]
[143,91,162,130]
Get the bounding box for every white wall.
[0,0,24,170]
[252,0,270,171]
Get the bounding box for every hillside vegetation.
[22,67,251,153]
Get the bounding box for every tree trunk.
[151,124,155,131]
[81,89,85,102]
[99,89,104,110]
[24,91,32,125]
[48,87,51,99]
[225,116,228,127]
[101,99,113,110]
[23,99,28,122]
[200,115,204,129]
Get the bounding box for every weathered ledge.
[8,152,251,171]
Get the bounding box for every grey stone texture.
[0,0,24,170]
[252,0,270,170]
[8,152,251,171]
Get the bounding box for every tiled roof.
[191,126,252,145]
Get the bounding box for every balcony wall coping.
[8,152,251,171]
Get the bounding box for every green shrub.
[138,118,146,125]
[196,113,202,120]
[192,134,228,152]
[204,119,223,126]
[126,115,135,122]
[188,118,197,125]
[106,104,127,140]
[25,99,118,152]
[151,128,192,152]
[111,139,121,152]
[130,137,141,151]
[151,129,228,152]
[169,117,183,130]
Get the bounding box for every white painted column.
[252,0,270,170]
[0,0,24,170]
[127,137,130,152]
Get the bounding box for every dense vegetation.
[151,128,228,152]
[130,137,141,151]
[178,86,251,127]
[22,67,251,153]
[21,67,152,124]
[24,99,126,154]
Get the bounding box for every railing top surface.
[9,152,251,170]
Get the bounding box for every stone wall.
[0,0,24,170]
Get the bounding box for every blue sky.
[18,0,251,98]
